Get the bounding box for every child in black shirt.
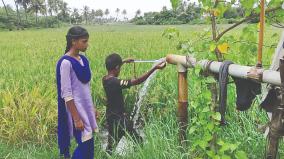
[102,53,166,154]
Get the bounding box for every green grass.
[0,24,283,158]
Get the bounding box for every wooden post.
[177,64,188,147]
[257,0,265,67]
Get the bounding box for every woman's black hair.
[65,26,89,54]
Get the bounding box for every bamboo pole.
[178,70,188,147]
[166,55,192,146]
[257,0,265,67]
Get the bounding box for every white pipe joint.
[166,54,196,73]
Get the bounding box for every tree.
[171,0,283,61]
[1,0,12,30]
[82,5,89,24]
[104,8,109,19]
[162,6,167,12]
[95,9,103,24]
[223,7,239,19]
[135,9,141,17]
[122,9,127,21]
[47,0,57,16]
[28,0,46,25]
[16,0,31,21]
[1,0,9,18]
[71,8,80,24]
[89,9,95,23]
[115,8,120,21]
[13,0,22,29]
[184,2,201,22]
[48,0,62,21]
[58,1,70,22]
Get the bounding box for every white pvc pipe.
[198,60,281,86]
[166,54,281,86]
[263,70,280,86]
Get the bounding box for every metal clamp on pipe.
[247,67,264,82]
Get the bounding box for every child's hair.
[105,53,123,71]
[65,26,89,54]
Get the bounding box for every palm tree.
[122,9,127,21]
[58,1,70,22]
[47,0,56,16]
[28,0,46,25]
[16,0,30,21]
[135,9,141,17]
[1,0,9,17]
[115,8,120,21]
[48,0,62,19]
[72,8,80,24]
[47,0,61,26]
[82,5,90,24]
[14,0,22,29]
[90,9,95,23]
[104,8,109,19]
[95,9,103,24]
[162,6,167,12]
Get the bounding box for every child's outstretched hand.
[155,61,166,70]
[123,58,134,63]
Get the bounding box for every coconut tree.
[115,8,120,21]
[95,9,103,24]
[1,0,9,18]
[13,0,22,29]
[71,8,80,24]
[16,0,30,21]
[89,9,95,23]
[104,8,109,20]
[135,9,141,17]
[122,9,127,21]
[58,1,70,22]
[82,5,90,24]
[47,0,57,16]
[28,0,46,25]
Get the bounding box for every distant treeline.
[130,2,255,25]
[0,0,131,30]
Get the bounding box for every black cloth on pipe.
[260,88,279,112]
[233,77,261,111]
[218,61,234,125]
[217,61,261,125]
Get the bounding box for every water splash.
[131,58,166,129]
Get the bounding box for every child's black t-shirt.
[102,76,132,118]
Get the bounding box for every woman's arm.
[66,100,84,131]
[60,60,84,131]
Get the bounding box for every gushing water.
[131,58,166,129]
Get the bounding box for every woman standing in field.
[56,26,98,159]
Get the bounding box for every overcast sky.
[1,0,194,19]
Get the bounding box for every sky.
[0,0,182,19]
